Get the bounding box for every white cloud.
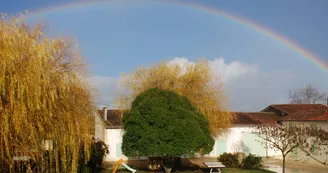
[87,57,309,112]
[87,76,119,89]
[168,57,196,76]
[168,57,258,83]
[87,76,120,108]
[168,57,195,67]
[209,58,258,83]
[88,57,260,109]
[224,70,296,111]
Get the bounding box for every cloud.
[209,58,258,82]
[88,57,328,112]
[168,57,293,111]
[168,57,259,83]
[87,76,120,108]
[88,57,263,110]
[224,70,296,111]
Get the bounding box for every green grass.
[104,168,275,173]
[221,168,275,173]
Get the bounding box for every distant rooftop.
[97,104,328,128]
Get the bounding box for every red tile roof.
[97,110,123,128]
[280,110,328,121]
[232,112,262,125]
[98,104,328,127]
[232,112,280,125]
[264,104,328,114]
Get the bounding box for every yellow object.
[112,159,124,173]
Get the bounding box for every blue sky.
[3,0,328,111]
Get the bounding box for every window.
[310,143,319,155]
[116,143,122,157]
[291,148,298,157]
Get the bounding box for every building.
[94,104,328,165]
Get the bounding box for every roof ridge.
[232,112,275,114]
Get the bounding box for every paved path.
[262,158,328,173]
[188,157,328,173]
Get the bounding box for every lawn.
[107,168,275,173]
[221,168,275,173]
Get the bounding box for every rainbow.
[26,0,328,72]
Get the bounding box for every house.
[94,104,328,165]
[94,107,127,161]
[261,104,328,164]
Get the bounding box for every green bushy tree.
[122,88,214,173]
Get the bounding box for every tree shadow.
[104,157,208,173]
[176,158,200,171]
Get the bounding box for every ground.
[107,168,273,173]
[101,157,274,173]
[102,157,328,173]
[221,168,274,173]
[262,158,328,173]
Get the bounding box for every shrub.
[217,152,239,168]
[242,154,263,169]
[87,138,110,170]
[78,164,91,173]
[78,138,109,172]
[233,152,246,166]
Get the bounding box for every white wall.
[104,129,128,161]
[103,126,284,161]
[284,121,328,166]
[94,113,106,141]
[206,126,280,158]
[99,118,327,165]
[206,127,246,157]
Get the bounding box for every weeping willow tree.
[0,15,95,172]
[117,59,232,136]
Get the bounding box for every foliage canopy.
[122,88,214,157]
[118,59,232,136]
[0,16,95,172]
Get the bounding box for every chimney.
[103,106,108,121]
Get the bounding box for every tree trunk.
[173,157,181,171]
[164,167,172,173]
[163,156,175,173]
[282,155,286,173]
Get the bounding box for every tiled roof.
[232,113,261,125]
[97,110,123,128]
[97,104,328,128]
[280,110,328,121]
[264,104,328,114]
[232,112,280,125]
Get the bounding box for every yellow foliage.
[0,16,95,172]
[117,59,232,136]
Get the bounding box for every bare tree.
[289,84,326,104]
[253,124,305,173]
[231,140,250,154]
[254,124,328,173]
[231,141,251,165]
[299,126,328,165]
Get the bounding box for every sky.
[3,0,328,111]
